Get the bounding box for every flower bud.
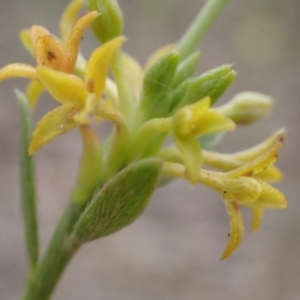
[175,64,236,110]
[171,51,201,88]
[87,0,123,43]
[217,92,273,125]
[140,51,180,119]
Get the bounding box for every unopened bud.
[217,92,273,125]
[176,64,236,110]
[87,0,123,43]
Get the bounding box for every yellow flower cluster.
[0,0,287,259]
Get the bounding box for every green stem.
[112,51,134,120]
[16,90,39,275]
[22,201,85,300]
[176,0,229,60]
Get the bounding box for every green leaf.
[88,0,123,43]
[72,158,162,242]
[15,90,39,272]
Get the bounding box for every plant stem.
[176,0,229,60]
[16,90,39,275]
[21,201,85,300]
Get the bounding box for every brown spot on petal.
[243,170,254,177]
[86,78,95,93]
[47,51,56,62]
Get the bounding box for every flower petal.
[226,132,285,178]
[0,63,37,81]
[251,207,264,232]
[30,25,50,46]
[26,80,45,108]
[199,172,261,205]
[250,180,287,209]
[193,110,236,136]
[59,0,84,46]
[85,36,125,97]
[19,29,34,55]
[172,97,211,136]
[37,66,88,106]
[221,200,244,260]
[173,135,203,182]
[67,11,99,70]
[254,165,283,183]
[29,104,78,154]
[35,35,69,72]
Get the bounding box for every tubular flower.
[0,0,287,261]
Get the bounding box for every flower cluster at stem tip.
[0,0,287,259]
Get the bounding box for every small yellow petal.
[37,66,88,106]
[199,172,261,205]
[172,97,211,137]
[67,11,99,70]
[144,44,175,70]
[251,207,264,232]
[95,99,127,131]
[59,0,84,46]
[35,35,69,72]
[233,130,282,162]
[29,104,78,154]
[226,132,285,178]
[0,63,37,81]
[254,165,283,183]
[250,180,287,209]
[85,36,125,97]
[30,25,50,46]
[221,200,244,260]
[26,80,45,108]
[19,29,34,55]
[192,110,236,136]
[173,135,203,182]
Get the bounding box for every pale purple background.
[0,0,299,299]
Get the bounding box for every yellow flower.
[0,5,99,107]
[28,36,125,154]
[162,131,286,259]
[134,97,235,181]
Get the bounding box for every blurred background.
[0,0,299,299]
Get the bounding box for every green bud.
[140,51,180,119]
[88,0,123,43]
[176,64,236,110]
[216,92,273,125]
[168,78,192,114]
[171,51,201,88]
[72,158,162,242]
